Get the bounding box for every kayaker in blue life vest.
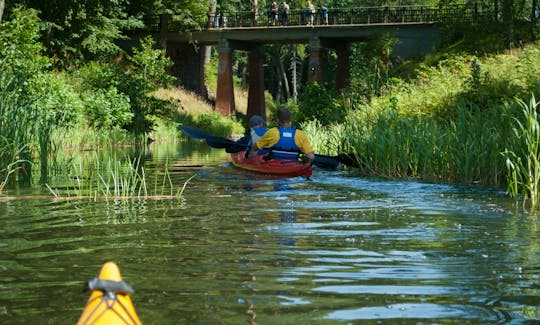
[236,115,269,156]
[248,107,315,162]
[248,115,267,146]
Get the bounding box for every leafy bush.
[74,37,177,135]
[0,8,50,80]
[81,88,132,129]
[119,36,176,135]
[296,82,345,125]
[194,112,244,137]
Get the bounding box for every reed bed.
[0,75,36,187]
[305,98,518,186]
[45,155,194,200]
[503,95,540,210]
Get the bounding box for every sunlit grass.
[503,95,540,211]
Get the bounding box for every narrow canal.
[0,141,538,324]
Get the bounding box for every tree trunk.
[532,0,538,40]
[0,0,5,23]
[204,0,217,63]
[502,0,514,47]
[277,47,290,101]
[291,45,299,101]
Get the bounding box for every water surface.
[0,142,538,324]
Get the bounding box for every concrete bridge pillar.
[216,40,235,116]
[308,37,324,84]
[247,45,266,119]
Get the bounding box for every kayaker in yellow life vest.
[248,107,315,162]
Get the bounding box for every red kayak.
[231,152,312,177]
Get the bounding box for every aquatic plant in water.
[45,156,195,200]
[503,95,540,211]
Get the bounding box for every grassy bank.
[302,41,540,208]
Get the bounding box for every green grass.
[503,95,540,211]
[317,41,540,189]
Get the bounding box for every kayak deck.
[77,261,141,325]
[231,152,312,177]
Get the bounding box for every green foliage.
[120,36,176,135]
[348,35,398,101]
[0,73,34,184]
[296,82,345,125]
[27,72,84,128]
[73,38,177,135]
[503,95,540,211]
[6,0,143,65]
[81,88,132,129]
[0,8,54,183]
[74,62,132,129]
[194,112,244,137]
[329,41,540,188]
[0,8,50,81]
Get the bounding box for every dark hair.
[277,107,291,123]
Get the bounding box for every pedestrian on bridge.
[306,0,316,26]
[269,1,279,25]
[318,3,328,25]
[280,1,290,25]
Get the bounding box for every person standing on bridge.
[269,1,279,25]
[306,0,316,26]
[319,3,328,25]
[280,1,290,25]
[248,108,315,162]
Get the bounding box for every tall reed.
[0,74,36,186]
[502,95,540,210]
[308,97,516,186]
[46,154,193,200]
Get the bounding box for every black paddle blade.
[182,126,249,151]
[313,155,340,169]
[205,136,249,151]
[225,146,248,153]
[335,154,360,167]
[181,126,212,140]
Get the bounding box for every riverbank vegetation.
[298,43,540,208]
[44,155,194,200]
[0,7,242,193]
[1,1,540,209]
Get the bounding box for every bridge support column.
[334,42,351,90]
[308,37,323,84]
[247,46,266,119]
[216,40,235,116]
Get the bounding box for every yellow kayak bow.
[77,261,142,325]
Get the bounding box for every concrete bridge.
[134,4,486,118]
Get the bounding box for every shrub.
[296,81,345,125]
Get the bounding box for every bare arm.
[248,144,260,158]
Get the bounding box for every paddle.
[181,126,358,169]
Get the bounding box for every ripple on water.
[324,303,504,321]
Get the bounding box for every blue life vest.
[270,126,300,159]
[249,127,269,155]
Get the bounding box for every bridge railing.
[141,4,489,32]
[205,4,485,29]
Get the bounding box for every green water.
[0,142,539,324]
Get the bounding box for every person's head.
[276,107,291,125]
[249,115,265,128]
